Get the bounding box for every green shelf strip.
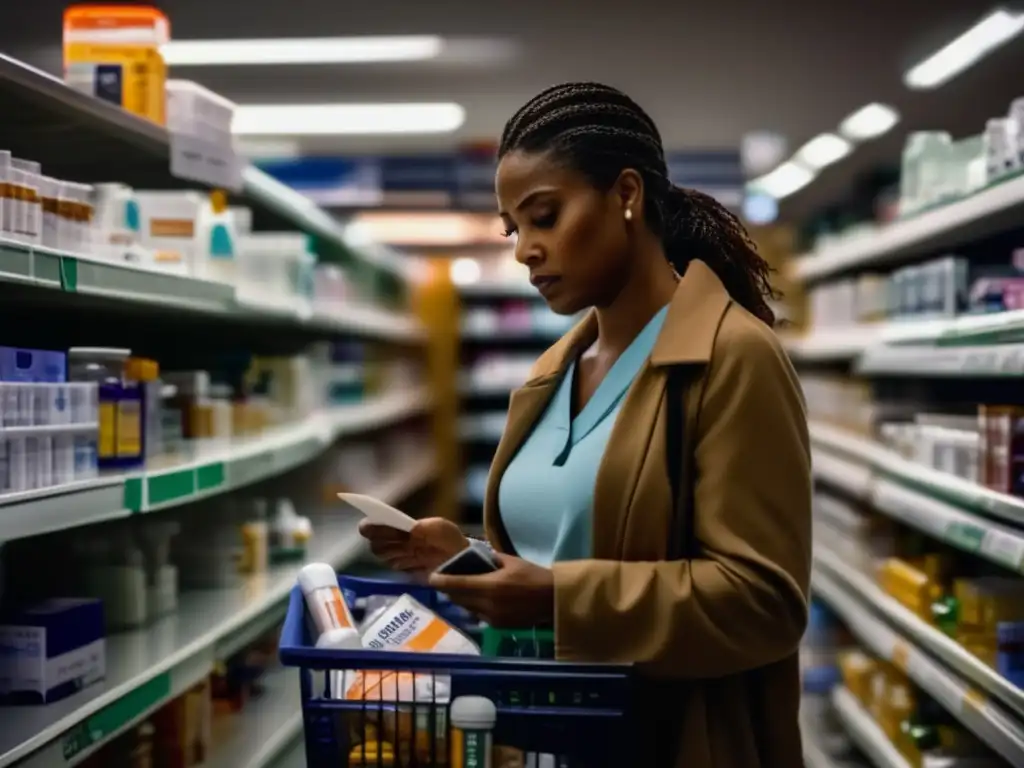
[196,462,226,493]
[61,672,171,761]
[147,469,197,508]
[122,477,143,513]
[58,257,78,293]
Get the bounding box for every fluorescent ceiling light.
[839,103,899,141]
[749,161,816,200]
[162,35,442,66]
[232,103,465,136]
[794,133,852,170]
[905,8,1024,89]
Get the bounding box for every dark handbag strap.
[665,363,772,767]
[665,365,696,560]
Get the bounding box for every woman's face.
[495,150,633,315]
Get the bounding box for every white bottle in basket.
[297,562,360,648]
[451,696,495,768]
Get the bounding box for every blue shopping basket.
[279,574,638,767]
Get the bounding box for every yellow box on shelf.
[62,5,170,126]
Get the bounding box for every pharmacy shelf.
[789,315,1024,367]
[0,387,430,542]
[0,54,169,178]
[240,168,409,282]
[813,543,1024,719]
[792,173,1024,284]
[1,456,436,768]
[0,54,408,284]
[830,687,911,768]
[0,240,422,342]
[205,667,301,768]
[782,328,880,363]
[857,341,1024,377]
[811,422,1024,571]
[801,737,836,768]
[814,569,1024,765]
[801,728,843,768]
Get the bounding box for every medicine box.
[0,598,105,704]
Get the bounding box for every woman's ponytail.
[660,186,778,327]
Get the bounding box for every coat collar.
[522,259,732,385]
[484,259,733,556]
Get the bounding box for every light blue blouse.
[498,306,670,566]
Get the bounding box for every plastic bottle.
[125,357,161,464]
[117,360,145,469]
[239,499,269,575]
[450,696,496,768]
[69,347,130,470]
[296,562,359,646]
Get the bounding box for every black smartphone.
[435,546,500,576]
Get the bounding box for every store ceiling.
[4,0,1024,220]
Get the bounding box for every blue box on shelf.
[0,598,106,705]
[0,346,67,384]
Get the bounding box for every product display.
[787,86,1024,766]
[0,38,435,768]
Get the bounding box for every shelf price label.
[170,133,243,192]
[945,522,985,553]
[980,528,1024,571]
[60,673,171,761]
[961,349,999,374]
[998,346,1024,374]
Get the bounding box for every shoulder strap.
[665,366,696,560]
[667,364,773,767]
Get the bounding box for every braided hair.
[499,82,778,326]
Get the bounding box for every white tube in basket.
[297,562,360,648]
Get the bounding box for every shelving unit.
[0,54,408,285]
[0,387,429,542]
[813,569,1024,764]
[811,421,1024,559]
[801,732,841,768]
[204,667,301,768]
[814,544,1024,718]
[830,687,912,768]
[785,146,1024,764]
[0,48,439,768]
[792,173,1024,284]
[1,450,436,768]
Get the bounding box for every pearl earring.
[624,209,633,221]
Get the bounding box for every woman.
[360,82,811,767]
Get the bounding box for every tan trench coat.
[483,260,812,768]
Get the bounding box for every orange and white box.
[360,594,480,656]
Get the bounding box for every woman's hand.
[358,517,469,581]
[429,553,554,628]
